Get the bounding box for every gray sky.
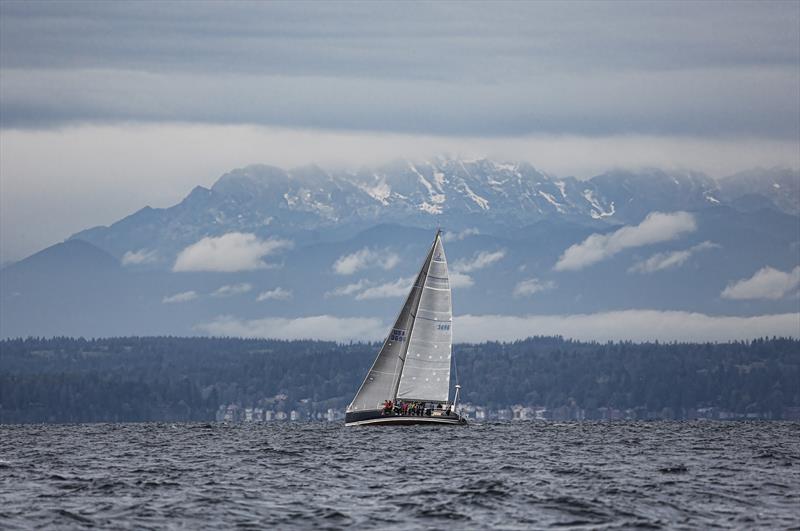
[1,1,799,262]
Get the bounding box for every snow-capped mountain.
[69,158,795,267]
[2,159,798,339]
[73,158,610,262]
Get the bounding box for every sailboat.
[345,230,467,426]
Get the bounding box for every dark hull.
[345,409,467,426]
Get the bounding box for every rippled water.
[1,422,798,529]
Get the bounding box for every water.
[1,422,798,529]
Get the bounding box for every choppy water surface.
[1,422,798,529]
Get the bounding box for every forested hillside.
[1,336,798,423]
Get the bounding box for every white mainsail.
[347,231,453,411]
[395,236,452,402]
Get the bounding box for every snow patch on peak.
[361,180,391,205]
[590,202,616,219]
[433,171,446,190]
[583,189,615,218]
[555,181,567,199]
[419,202,442,215]
[462,183,490,210]
[538,191,565,213]
[410,163,446,204]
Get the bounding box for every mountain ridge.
[2,159,798,339]
[65,159,799,266]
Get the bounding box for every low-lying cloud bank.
[195,310,799,343]
[455,311,799,343]
[195,315,385,342]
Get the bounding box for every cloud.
[629,241,719,274]
[257,287,293,301]
[194,310,799,342]
[211,283,253,298]
[444,228,480,242]
[355,276,414,300]
[121,248,158,266]
[328,244,484,298]
[449,271,474,289]
[555,211,697,271]
[329,269,472,299]
[2,1,798,139]
[513,278,556,298]
[173,232,292,272]
[721,266,800,300]
[454,311,800,343]
[325,279,372,298]
[195,315,385,342]
[162,290,198,304]
[333,247,400,275]
[453,249,506,273]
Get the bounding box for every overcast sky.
[1,1,799,262]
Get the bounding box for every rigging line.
[452,345,460,388]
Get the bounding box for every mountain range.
[1,158,798,340]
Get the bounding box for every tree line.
[1,336,798,423]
